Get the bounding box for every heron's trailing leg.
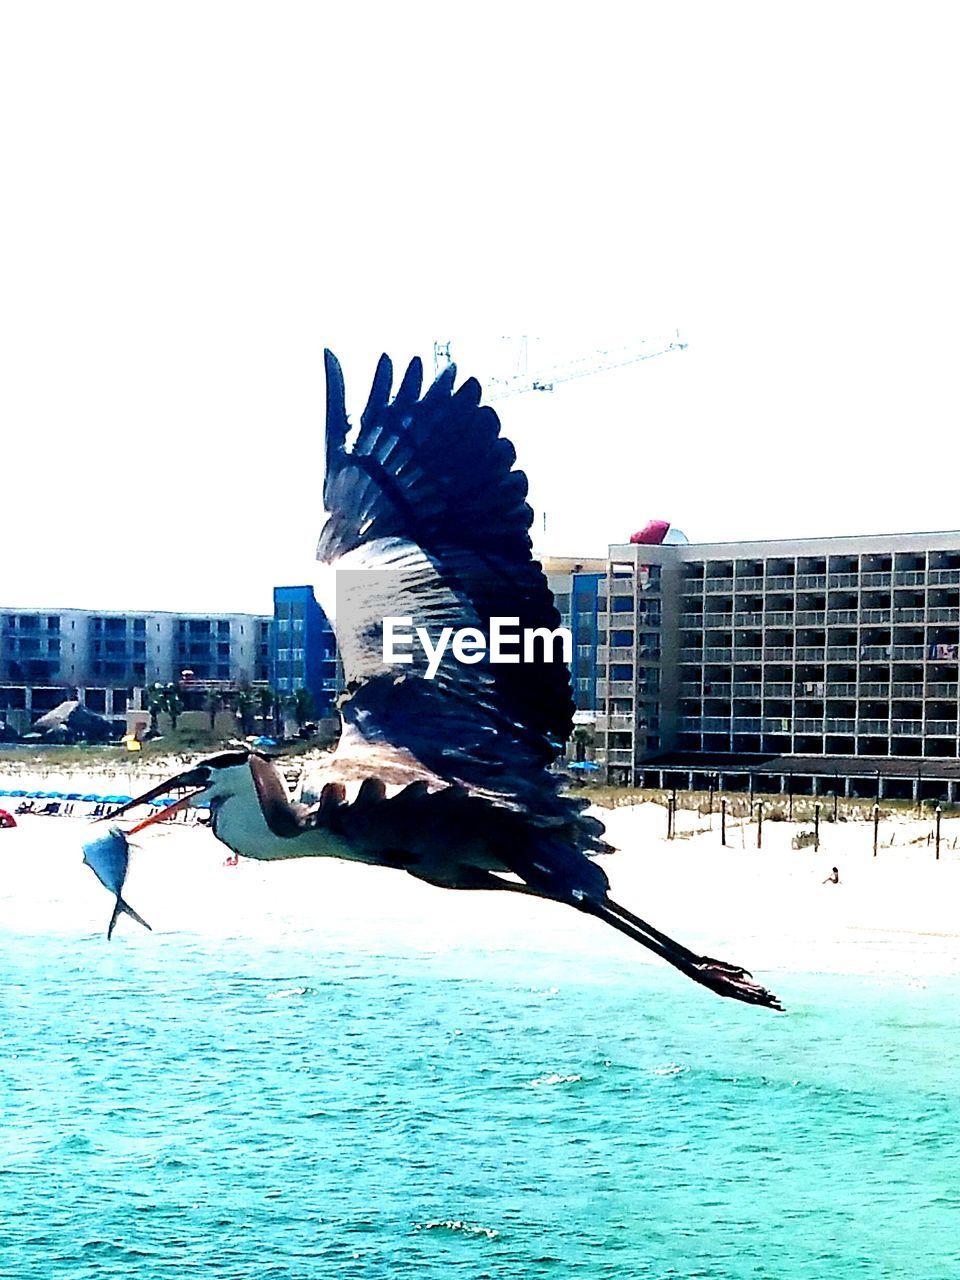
[577,895,783,1010]
[407,866,782,1010]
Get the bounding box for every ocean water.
[2,930,959,1280]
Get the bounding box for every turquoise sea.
[2,930,959,1280]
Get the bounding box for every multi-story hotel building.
[271,586,339,714]
[0,606,273,730]
[595,531,960,802]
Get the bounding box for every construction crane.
[432,334,687,401]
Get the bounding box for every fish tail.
[107,894,152,941]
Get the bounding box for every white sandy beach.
[3,766,960,983]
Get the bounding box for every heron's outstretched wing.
[319,350,576,766]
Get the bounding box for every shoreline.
[3,778,960,983]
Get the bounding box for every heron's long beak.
[127,792,200,834]
[98,766,211,824]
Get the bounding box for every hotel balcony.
[597,681,634,699]
[704,647,733,663]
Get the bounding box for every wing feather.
[319,350,577,769]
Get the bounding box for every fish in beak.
[82,826,152,940]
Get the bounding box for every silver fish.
[81,826,152,940]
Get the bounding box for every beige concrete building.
[594,531,960,801]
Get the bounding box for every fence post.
[936,805,942,861]
[756,800,763,849]
[873,803,880,857]
[814,802,821,852]
[721,798,727,847]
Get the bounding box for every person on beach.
[822,866,840,885]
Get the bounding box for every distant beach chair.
[39,801,61,816]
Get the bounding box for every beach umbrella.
[0,789,10,797]
[104,795,133,805]
[26,790,44,799]
[65,793,84,801]
[9,790,28,798]
[82,793,103,803]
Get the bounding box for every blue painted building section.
[271,586,338,716]
[570,572,602,711]
[550,569,602,712]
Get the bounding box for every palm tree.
[149,683,184,734]
[205,689,222,731]
[235,689,256,735]
[256,687,276,736]
[147,685,166,737]
[289,686,315,731]
[572,726,593,763]
[166,686,184,731]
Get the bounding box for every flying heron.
[107,351,781,1010]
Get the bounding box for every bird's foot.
[685,957,784,1010]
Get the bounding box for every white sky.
[2,4,957,615]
